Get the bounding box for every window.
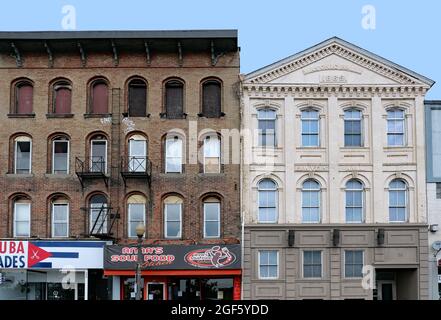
[128,135,147,172]
[302,179,320,223]
[258,179,277,223]
[301,109,319,147]
[127,195,146,238]
[387,109,405,146]
[52,81,72,114]
[389,179,407,222]
[14,136,32,174]
[203,198,220,238]
[345,250,364,278]
[90,80,108,114]
[164,196,182,238]
[89,194,108,234]
[52,137,69,174]
[165,136,183,173]
[51,199,69,238]
[202,80,221,117]
[165,80,184,119]
[344,109,362,147]
[203,136,220,173]
[303,251,322,278]
[14,81,33,114]
[345,179,364,223]
[258,250,278,279]
[14,200,31,237]
[128,79,147,117]
[90,138,107,173]
[258,109,276,147]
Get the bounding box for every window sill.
[197,112,226,118]
[340,147,369,150]
[6,173,34,177]
[159,112,187,119]
[122,112,151,118]
[83,113,112,118]
[198,173,225,177]
[45,173,71,178]
[160,173,185,177]
[383,146,412,151]
[46,113,74,119]
[7,113,36,118]
[296,146,326,150]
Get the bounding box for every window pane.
[53,223,67,237]
[16,141,31,173]
[167,221,180,237]
[129,204,145,220]
[205,221,219,237]
[204,203,220,220]
[166,204,181,220]
[53,141,68,173]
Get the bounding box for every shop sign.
[0,240,107,269]
[104,244,241,270]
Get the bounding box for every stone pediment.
[245,37,434,88]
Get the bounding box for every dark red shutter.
[16,84,33,114]
[92,83,108,114]
[128,82,147,117]
[54,87,72,114]
[166,82,183,119]
[202,82,221,117]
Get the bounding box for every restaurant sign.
[104,244,241,270]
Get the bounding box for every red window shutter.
[91,83,108,114]
[16,84,33,114]
[54,87,72,114]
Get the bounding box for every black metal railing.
[86,205,119,238]
[75,156,106,175]
[121,156,152,176]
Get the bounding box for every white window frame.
[302,250,323,279]
[52,140,70,174]
[257,180,278,223]
[13,202,31,237]
[51,202,69,238]
[128,203,146,238]
[164,203,182,239]
[90,139,108,174]
[203,136,221,174]
[343,250,364,279]
[257,108,277,147]
[345,180,365,223]
[387,108,406,147]
[258,250,279,280]
[388,180,408,223]
[301,109,320,147]
[128,138,147,172]
[203,201,220,238]
[165,137,183,174]
[301,180,321,223]
[344,109,363,147]
[14,139,32,174]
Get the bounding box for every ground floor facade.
[242,224,429,300]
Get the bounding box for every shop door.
[378,281,396,300]
[147,283,165,300]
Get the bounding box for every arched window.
[89,194,108,235]
[302,179,320,223]
[14,136,32,174]
[344,109,362,147]
[52,135,70,174]
[203,197,220,238]
[389,179,407,222]
[13,80,33,114]
[301,109,319,147]
[51,196,69,238]
[127,195,146,238]
[128,134,147,172]
[89,134,107,173]
[345,179,364,223]
[165,135,183,173]
[128,79,147,117]
[13,196,31,237]
[164,196,183,238]
[203,135,220,173]
[52,80,72,114]
[164,80,184,119]
[90,79,108,114]
[258,109,276,147]
[258,179,277,223]
[387,109,405,146]
[202,80,221,118]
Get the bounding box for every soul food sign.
[104,244,241,270]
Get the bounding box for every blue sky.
[1,0,440,98]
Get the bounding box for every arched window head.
[345,179,364,223]
[128,79,147,117]
[387,108,405,146]
[163,196,183,238]
[89,194,108,235]
[258,109,277,147]
[90,79,108,114]
[389,179,407,222]
[302,179,321,223]
[52,81,72,114]
[164,80,184,119]
[258,179,278,223]
[344,109,363,147]
[203,197,221,238]
[14,80,33,114]
[127,195,146,238]
[202,80,221,118]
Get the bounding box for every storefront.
[0,240,109,300]
[104,244,241,300]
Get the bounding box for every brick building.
[0,30,241,300]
